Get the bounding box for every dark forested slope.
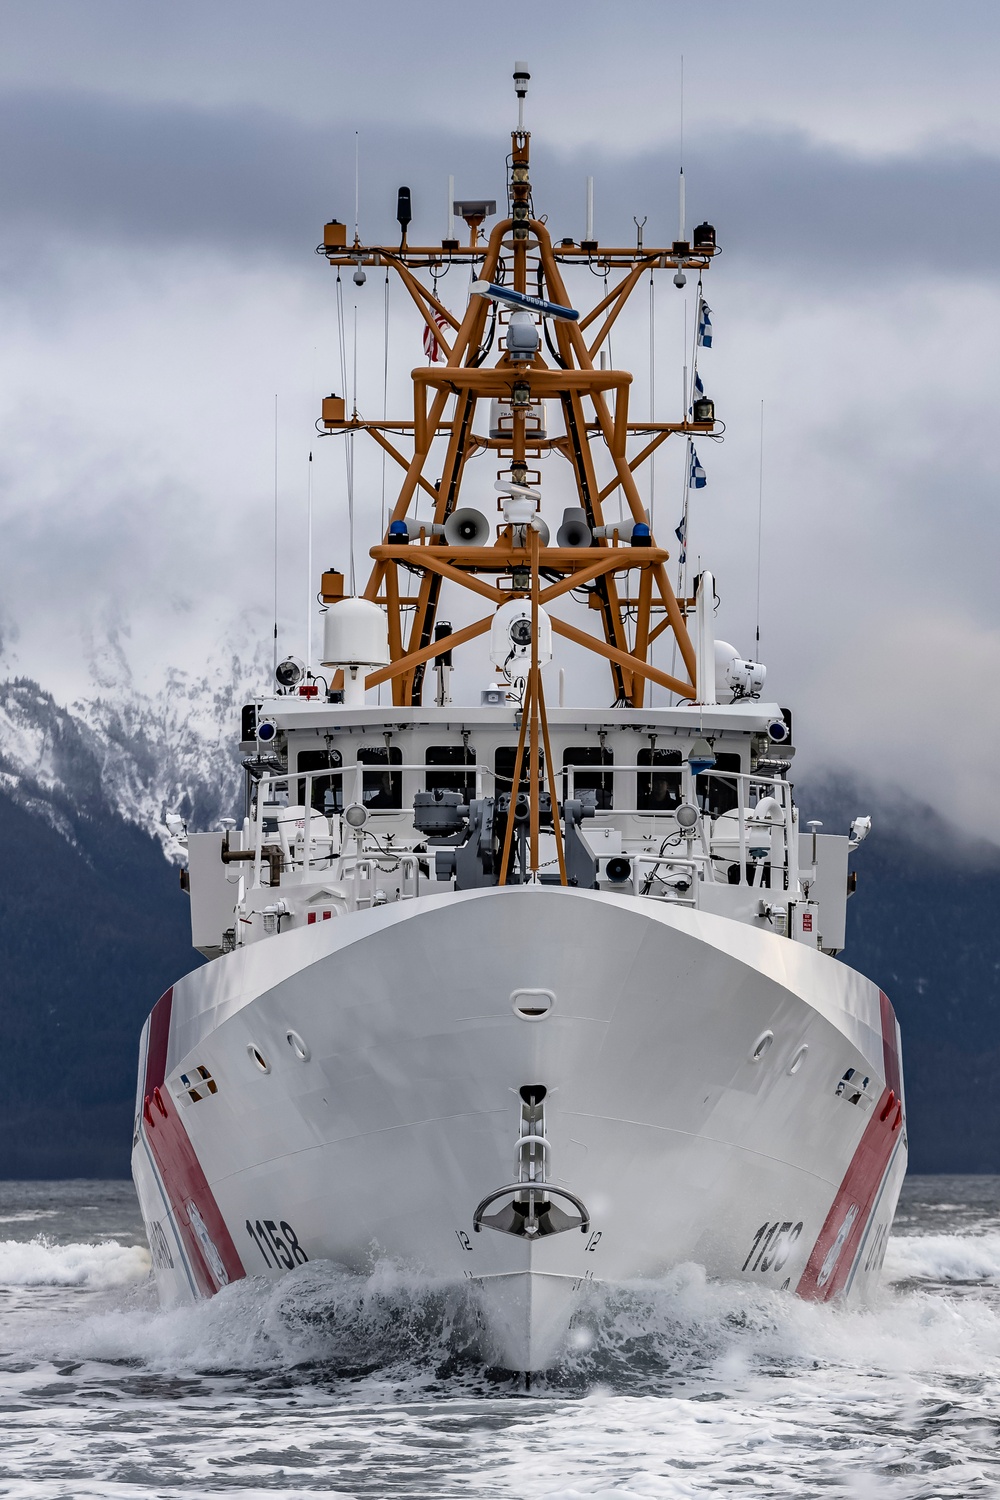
[0,697,996,1176]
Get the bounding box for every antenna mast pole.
[306,450,313,668]
[678,55,685,240]
[272,394,279,677]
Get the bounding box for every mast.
[317,66,718,710]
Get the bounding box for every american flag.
[423,310,450,363]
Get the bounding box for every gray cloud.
[2,88,1000,285]
[2,65,999,838]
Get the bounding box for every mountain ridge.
[0,673,996,1176]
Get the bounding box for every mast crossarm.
[376,249,461,334]
[366,428,442,505]
[411,367,629,397]
[652,561,697,686]
[585,262,651,359]
[549,616,695,699]
[321,417,706,436]
[577,258,659,333]
[595,431,673,504]
[364,613,495,689]
[369,548,507,606]
[370,544,670,569]
[322,244,715,270]
[632,563,655,709]
[382,258,456,361]
[595,420,714,434]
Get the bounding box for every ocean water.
[0,1178,998,1498]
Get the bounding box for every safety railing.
[245,765,796,899]
[247,766,497,890]
[563,764,795,892]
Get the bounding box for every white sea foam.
[3,1227,1000,1499]
[885,1230,1000,1283]
[5,1235,999,1389]
[0,1235,150,1288]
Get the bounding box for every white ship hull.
[132,886,906,1371]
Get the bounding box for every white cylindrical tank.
[321,598,390,669]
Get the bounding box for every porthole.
[511,988,555,1021]
[788,1043,809,1076]
[286,1030,310,1062]
[247,1044,270,1074]
[749,1030,774,1063]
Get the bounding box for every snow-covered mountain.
[2,658,1000,1179]
[0,645,267,858]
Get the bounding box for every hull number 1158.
[741,1219,803,1275]
[245,1218,309,1269]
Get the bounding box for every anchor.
[473,1085,590,1239]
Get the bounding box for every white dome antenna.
[321,597,390,707]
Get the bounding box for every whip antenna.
[756,399,765,652]
[354,131,360,241]
[306,450,313,669]
[272,394,279,677]
[678,55,685,240]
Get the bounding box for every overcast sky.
[1,0,999,835]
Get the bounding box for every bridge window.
[698,752,742,817]
[297,748,343,812]
[563,747,613,809]
[637,748,682,811]
[495,745,544,795]
[426,745,476,799]
[358,746,403,809]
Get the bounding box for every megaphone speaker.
[556,507,593,548]
[444,508,492,546]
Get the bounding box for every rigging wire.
[349,302,358,594]
[599,264,625,531]
[648,270,656,526]
[354,131,360,240]
[377,270,390,705]
[677,284,701,599]
[380,270,390,536]
[272,394,279,678]
[334,270,355,594]
[755,399,765,654]
[306,450,313,669]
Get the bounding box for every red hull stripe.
[796,1086,899,1300]
[143,1091,245,1296]
[797,991,904,1301]
[879,990,902,1098]
[143,987,174,1097]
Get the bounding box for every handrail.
[245,764,795,900]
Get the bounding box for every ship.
[132,64,906,1372]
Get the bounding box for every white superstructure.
[133,70,905,1372]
